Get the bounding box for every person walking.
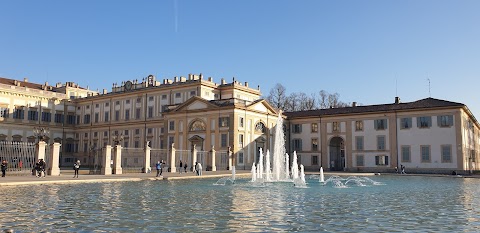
[73,160,80,178]
[1,160,7,177]
[155,161,162,177]
[179,160,183,174]
[184,162,188,173]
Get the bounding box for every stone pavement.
[0,169,251,186]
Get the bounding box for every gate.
[175,150,191,172]
[0,141,36,175]
[197,151,208,171]
[150,148,168,169]
[216,151,229,170]
[121,147,144,173]
[89,148,104,175]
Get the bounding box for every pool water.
[0,175,479,232]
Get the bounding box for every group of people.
[395,165,406,174]
[154,160,204,177]
[33,159,47,178]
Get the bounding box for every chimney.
[199,73,203,80]
[174,77,178,82]
[208,77,213,82]
[103,89,107,94]
[352,102,357,107]
[221,78,226,85]
[245,82,248,87]
[23,78,28,83]
[188,74,193,80]
[395,97,400,104]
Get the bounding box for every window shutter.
[428,117,432,127]
[375,156,379,165]
[449,115,454,126]
[416,117,421,128]
[299,125,302,133]
[385,156,389,165]
[437,116,441,127]
[374,120,378,130]
[384,119,388,129]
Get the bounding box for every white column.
[101,145,112,175]
[113,145,123,174]
[47,142,61,176]
[170,143,176,173]
[36,141,46,161]
[144,142,151,173]
[192,144,197,168]
[211,146,216,171]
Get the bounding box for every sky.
[1,0,479,116]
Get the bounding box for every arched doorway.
[255,136,266,164]
[329,137,345,171]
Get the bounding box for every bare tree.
[266,83,288,110]
[318,90,328,109]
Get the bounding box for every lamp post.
[33,127,49,142]
[112,132,124,146]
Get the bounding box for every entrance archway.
[329,137,345,171]
[255,136,266,164]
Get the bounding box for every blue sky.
[1,0,479,116]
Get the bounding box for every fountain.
[319,167,325,183]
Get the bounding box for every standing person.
[160,160,165,176]
[196,162,202,176]
[184,162,188,173]
[18,160,23,171]
[73,160,80,178]
[401,165,406,174]
[179,160,183,174]
[38,159,46,178]
[155,161,162,177]
[1,160,7,177]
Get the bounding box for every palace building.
[0,74,478,174]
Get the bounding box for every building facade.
[0,75,478,174]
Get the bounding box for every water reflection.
[0,176,480,232]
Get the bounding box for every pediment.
[247,100,278,115]
[169,96,219,112]
[187,101,208,110]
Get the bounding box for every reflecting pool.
[1,175,480,232]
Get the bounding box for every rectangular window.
[126,100,130,104]
[124,130,129,136]
[400,118,412,129]
[332,122,340,132]
[311,138,318,151]
[169,121,175,131]
[148,107,153,118]
[190,91,196,96]
[375,155,388,165]
[401,145,411,162]
[84,114,90,124]
[28,110,38,121]
[238,152,244,164]
[311,123,318,133]
[94,113,99,123]
[67,114,75,125]
[421,145,431,162]
[292,139,302,151]
[219,117,230,127]
[312,155,319,165]
[104,112,109,122]
[377,135,386,150]
[115,101,120,105]
[125,109,130,121]
[13,107,24,119]
[147,128,153,134]
[438,115,454,127]
[115,111,120,121]
[441,145,452,163]
[162,95,167,100]
[149,96,154,101]
[239,117,244,128]
[239,134,244,148]
[136,97,141,103]
[169,136,174,146]
[374,119,387,130]
[124,141,129,148]
[76,115,80,125]
[134,141,140,148]
[83,143,88,153]
[41,112,51,122]
[355,121,363,131]
[54,113,64,123]
[104,131,108,137]
[105,102,109,107]
[356,155,364,166]
[94,132,98,137]
[136,108,141,119]
[175,93,181,98]
[135,129,140,135]
[417,116,432,128]
[355,136,364,151]
[221,134,228,147]
[293,124,302,133]
[0,107,9,118]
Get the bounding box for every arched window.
[255,122,266,134]
[190,120,206,132]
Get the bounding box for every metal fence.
[216,151,229,171]
[175,150,191,172]
[0,141,52,175]
[88,148,104,175]
[121,147,145,173]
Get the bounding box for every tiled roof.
[284,98,465,118]
[0,77,46,90]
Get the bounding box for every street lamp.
[33,127,49,142]
[112,132,124,146]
